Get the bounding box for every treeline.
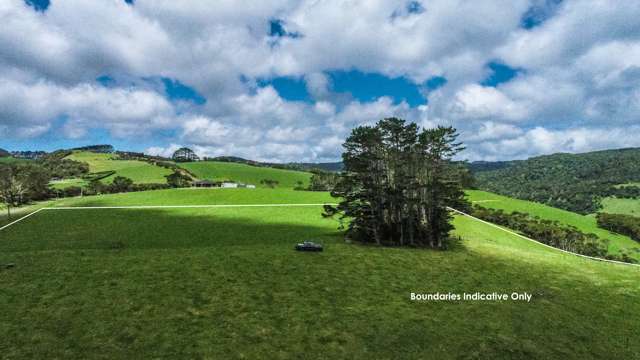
[0,154,89,201]
[473,148,640,214]
[54,177,170,198]
[37,151,89,179]
[203,156,343,173]
[597,213,640,242]
[471,206,637,263]
[72,144,114,153]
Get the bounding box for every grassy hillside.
[0,157,29,164]
[466,190,640,260]
[599,197,640,217]
[53,188,334,207]
[65,151,172,184]
[0,188,638,358]
[180,161,312,188]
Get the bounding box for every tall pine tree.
[325,118,469,248]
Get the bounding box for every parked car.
[295,241,323,252]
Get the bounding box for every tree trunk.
[6,205,11,220]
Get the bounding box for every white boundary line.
[0,207,46,232]
[45,203,337,210]
[3,204,638,268]
[447,206,640,268]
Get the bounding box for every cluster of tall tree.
[596,213,640,242]
[472,206,637,263]
[473,148,640,214]
[324,118,469,248]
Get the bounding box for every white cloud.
[0,77,175,138]
[2,0,640,162]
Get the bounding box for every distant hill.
[0,148,10,157]
[65,151,172,185]
[179,161,312,188]
[467,160,512,172]
[292,162,344,172]
[473,148,640,214]
[205,156,343,172]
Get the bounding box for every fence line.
[447,206,640,268]
[0,208,46,232]
[3,204,639,268]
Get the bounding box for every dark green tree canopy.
[325,118,469,248]
[172,147,200,162]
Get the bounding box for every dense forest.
[597,213,640,242]
[472,148,640,214]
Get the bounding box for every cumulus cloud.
[2,0,640,162]
[0,77,175,138]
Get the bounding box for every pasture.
[0,157,31,164]
[180,161,312,188]
[467,190,640,261]
[65,151,172,184]
[1,189,638,359]
[599,197,640,217]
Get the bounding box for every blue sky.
[2,0,640,162]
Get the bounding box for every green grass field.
[598,197,640,217]
[53,188,334,207]
[1,188,638,359]
[65,151,172,184]
[49,178,88,190]
[180,161,312,188]
[0,157,30,164]
[466,190,640,261]
[0,200,55,228]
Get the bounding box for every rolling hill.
[0,188,638,358]
[179,161,312,188]
[472,147,640,214]
[467,190,640,261]
[65,151,172,184]
[598,197,640,217]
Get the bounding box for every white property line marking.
[0,207,46,232]
[447,206,640,268]
[471,200,500,203]
[45,203,338,210]
[3,204,638,268]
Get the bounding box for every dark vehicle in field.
[295,241,323,252]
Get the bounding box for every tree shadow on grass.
[1,207,472,256]
[0,207,343,252]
